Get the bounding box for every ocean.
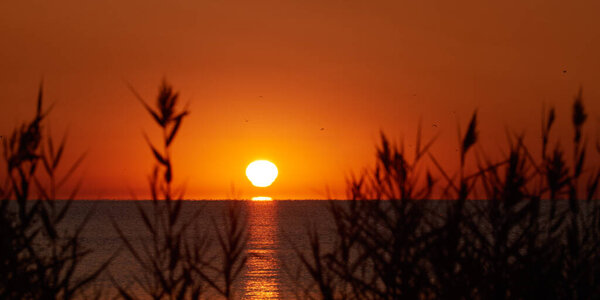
[30,199,589,299]
[64,200,334,299]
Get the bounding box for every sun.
[246,160,278,187]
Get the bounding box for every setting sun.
[246,160,278,187]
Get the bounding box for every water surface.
[65,200,332,299]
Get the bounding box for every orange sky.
[1,0,599,199]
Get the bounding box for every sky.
[1,0,599,199]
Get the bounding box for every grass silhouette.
[295,91,600,299]
[111,80,247,299]
[2,82,599,299]
[0,84,111,299]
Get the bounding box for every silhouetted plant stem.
[114,80,247,299]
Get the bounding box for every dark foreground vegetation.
[0,82,248,299]
[295,90,600,299]
[111,82,248,299]
[1,81,599,299]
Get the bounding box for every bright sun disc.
[246,160,278,187]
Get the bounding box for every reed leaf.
[461,111,478,165]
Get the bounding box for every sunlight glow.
[251,196,273,201]
[246,160,278,187]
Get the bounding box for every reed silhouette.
[111,80,247,299]
[2,82,599,299]
[295,91,600,299]
[0,84,111,299]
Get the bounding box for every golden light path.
[242,200,280,299]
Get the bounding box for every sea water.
[63,200,333,299]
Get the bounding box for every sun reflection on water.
[243,200,280,299]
